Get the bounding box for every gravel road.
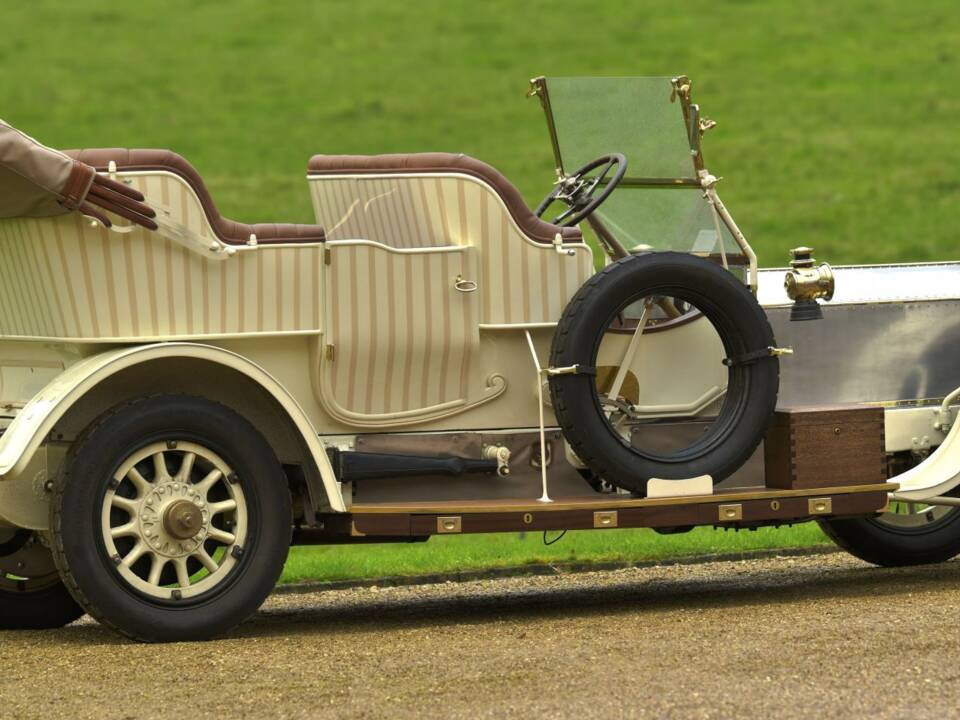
[2,552,960,719]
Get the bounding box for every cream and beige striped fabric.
[309,173,594,326]
[0,172,323,340]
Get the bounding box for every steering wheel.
[534,153,627,227]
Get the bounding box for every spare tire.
[549,252,779,496]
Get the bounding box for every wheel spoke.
[152,452,169,482]
[209,499,237,516]
[110,521,138,539]
[126,467,152,496]
[194,549,219,573]
[606,299,652,409]
[176,452,196,482]
[111,495,139,514]
[147,556,167,586]
[195,469,223,496]
[174,558,191,588]
[207,527,236,545]
[122,541,147,568]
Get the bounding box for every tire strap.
[722,346,793,367]
[545,364,597,377]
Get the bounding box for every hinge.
[324,247,332,265]
[325,344,335,361]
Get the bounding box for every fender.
[890,411,960,502]
[0,342,346,513]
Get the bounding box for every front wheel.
[819,492,960,567]
[50,395,292,642]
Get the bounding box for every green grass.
[3,1,956,581]
[281,524,830,584]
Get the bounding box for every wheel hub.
[139,482,210,557]
[163,500,204,540]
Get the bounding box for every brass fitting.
[784,247,834,321]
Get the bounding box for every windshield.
[532,76,744,260]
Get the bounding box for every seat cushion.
[65,148,325,245]
[307,153,582,245]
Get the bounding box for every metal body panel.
[761,262,960,407]
[0,343,345,520]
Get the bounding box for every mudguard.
[892,415,960,501]
[0,343,345,525]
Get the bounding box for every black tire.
[549,252,779,495]
[50,395,291,642]
[0,582,84,630]
[819,505,960,567]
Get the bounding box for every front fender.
[0,342,345,512]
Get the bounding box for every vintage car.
[1,76,958,642]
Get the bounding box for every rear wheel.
[0,529,83,629]
[50,395,291,642]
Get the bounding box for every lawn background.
[3,1,957,581]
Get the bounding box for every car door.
[317,240,499,427]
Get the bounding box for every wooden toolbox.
[764,405,887,490]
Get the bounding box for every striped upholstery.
[309,173,594,325]
[0,172,323,340]
[310,171,594,426]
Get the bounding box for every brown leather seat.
[65,148,325,245]
[307,153,582,245]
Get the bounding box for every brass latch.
[808,498,833,515]
[437,516,462,534]
[718,504,743,522]
[593,510,618,528]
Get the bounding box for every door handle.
[454,275,478,293]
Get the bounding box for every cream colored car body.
[0,163,739,530]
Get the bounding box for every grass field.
[281,524,830,584]
[3,1,957,582]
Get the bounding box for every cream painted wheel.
[52,395,291,642]
[0,530,61,594]
[875,500,954,530]
[101,441,248,601]
[0,530,84,629]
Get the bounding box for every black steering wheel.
[534,153,627,227]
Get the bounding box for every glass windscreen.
[547,76,696,180]
[592,187,740,257]
[540,76,744,257]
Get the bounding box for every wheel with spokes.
[50,395,291,642]
[0,529,84,630]
[819,490,960,566]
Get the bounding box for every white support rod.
[524,330,553,503]
[607,300,651,406]
[888,493,960,507]
[703,185,758,292]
